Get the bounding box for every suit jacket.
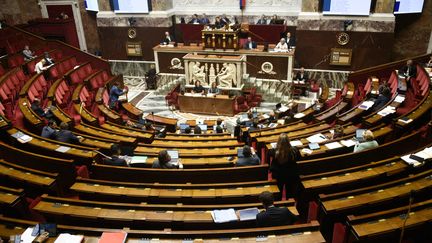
[372,94,391,111]
[162,35,174,44]
[256,206,298,227]
[400,65,417,79]
[236,154,260,166]
[31,103,45,117]
[201,18,210,25]
[103,156,127,166]
[295,71,308,81]
[244,41,257,50]
[286,37,296,48]
[54,130,80,144]
[41,126,57,139]
[256,19,267,25]
[152,160,179,169]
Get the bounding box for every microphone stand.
[399,190,414,243]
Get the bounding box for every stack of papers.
[211,208,238,223]
[378,106,396,117]
[394,95,406,103]
[55,146,71,153]
[325,142,343,150]
[262,114,270,119]
[398,117,413,124]
[401,155,423,167]
[55,233,84,243]
[301,148,313,155]
[20,227,37,243]
[358,100,375,110]
[294,113,305,119]
[306,133,328,143]
[340,139,356,147]
[11,131,32,143]
[290,140,303,147]
[237,207,260,221]
[278,105,289,112]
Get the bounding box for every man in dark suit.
[31,98,53,119]
[200,13,210,25]
[256,191,298,227]
[103,144,127,166]
[256,15,267,25]
[54,122,82,144]
[399,59,417,81]
[243,37,257,50]
[236,145,260,166]
[285,32,296,49]
[188,14,201,24]
[295,67,308,81]
[162,31,174,44]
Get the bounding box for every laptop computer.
[355,129,367,142]
[167,150,179,163]
[179,124,190,133]
[198,124,208,131]
[245,121,253,128]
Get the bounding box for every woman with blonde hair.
[354,130,378,152]
[270,133,301,198]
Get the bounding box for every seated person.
[162,31,174,44]
[274,38,288,52]
[22,45,35,61]
[399,59,417,82]
[31,98,53,118]
[41,120,58,139]
[221,14,230,26]
[237,145,260,166]
[256,15,267,25]
[354,130,379,152]
[184,126,192,134]
[102,144,127,166]
[44,52,55,65]
[188,14,201,24]
[295,67,308,81]
[34,59,50,74]
[208,82,220,95]
[268,110,277,124]
[269,14,279,24]
[193,125,202,134]
[143,122,155,132]
[54,122,82,144]
[215,125,223,133]
[152,150,182,169]
[192,80,205,94]
[256,191,298,227]
[200,13,210,25]
[214,16,225,29]
[372,85,391,111]
[331,124,344,139]
[243,37,257,50]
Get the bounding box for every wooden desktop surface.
[178,94,235,116]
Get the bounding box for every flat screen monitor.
[355,129,366,142]
[323,0,372,16]
[113,0,150,13]
[394,0,424,14]
[237,148,244,158]
[85,0,99,12]
[198,124,208,131]
[179,124,189,133]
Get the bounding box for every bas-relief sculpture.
[187,61,239,88]
[173,0,301,11]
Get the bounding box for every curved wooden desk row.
[347,199,432,242]
[0,215,324,242]
[134,146,242,157]
[0,185,27,217]
[33,195,296,230]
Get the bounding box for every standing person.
[102,144,128,166]
[256,191,298,227]
[354,130,379,152]
[109,81,127,110]
[270,133,301,198]
[285,32,296,49]
[152,150,182,169]
[236,145,260,166]
[22,45,35,61]
[145,64,157,89]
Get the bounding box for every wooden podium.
[201,29,239,50]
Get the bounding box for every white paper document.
[54,233,84,243]
[278,106,289,112]
[211,208,238,223]
[325,142,343,150]
[306,133,328,143]
[294,112,305,119]
[301,148,313,155]
[55,146,71,153]
[394,95,405,103]
[129,156,148,164]
[290,140,303,147]
[401,155,422,167]
[340,139,356,147]
[358,100,375,110]
[21,227,37,243]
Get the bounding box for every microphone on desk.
[398,190,415,243]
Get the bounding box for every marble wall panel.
[297,17,395,33]
[0,0,41,25]
[301,0,319,12]
[97,14,173,28]
[375,0,394,13]
[78,0,101,53]
[152,0,173,11]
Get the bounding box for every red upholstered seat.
[307,201,319,222]
[0,64,5,76]
[234,95,249,113]
[331,222,347,243]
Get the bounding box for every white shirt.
[35,61,46,74]
[275,42,288,51]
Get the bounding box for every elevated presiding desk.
[178,93,235,116]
